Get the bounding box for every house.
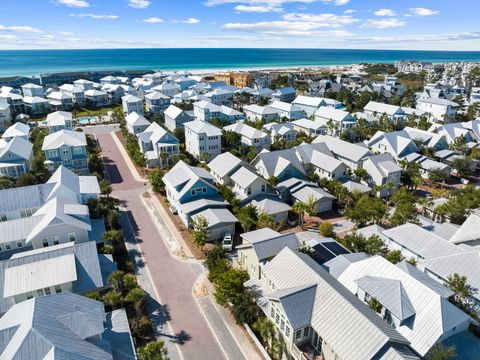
[449,210,480,247]
[428,122,476,146]
[238,228,300,279]
[252,148,306,182]
[204,88,234,105]
[291,183,335,214]
[292,95,343,116]
[314,107,356,135]
[0,136,33,178]
[125,111,150,135]
[122,94,143,115]
[0,101,11,126]
[243,104,280,123]
[42,129,89,175]
[163,161,236,239]
[294,143,348,180]
[270,87,296,102]
[137,122,179,168]
[268,101,303,120]
[223,122,271,149]
[362,153,402,197]
[403,153,451,180]
[59,83,86,106]
[73,79,95,91]
[245,247,418,360]
[145,91,171,115]
[175,76,197,90]
[403,126,448,151]
[84,89,109,107]
[313,135,371,170]
[0,92,23,115]
[417,98,458,122]
[230,166,269,201]
[221,105,244,122]
[46,111,73,133]
[21,83,44,97]
[102,84,137,104]
[1,122,30,141]
[291,118,327,137]
[152,82,181,97]
[23,96,50,115]
[0,165,99,223]
[184,120,222,160]
[247,194,291,224]
[329,255,473,357]
[47,91,74,110]
[164,104,194,132]
[363,101,406,122]
[263,122,297,143]
[193,100,223,122]
[366,131,419,160]
[0,292,135,359]
[207,151,244,185]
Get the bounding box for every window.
[54,285,62,294]
[280,319,285,331]
[17,242,23,248]
[73,147,84,155]
[68,233,76,242]
[5,244,11,250]
[295,330,302,341]
[52,236,60,245]
[36,289,44,296]
[0,213,6,222]
[304,327,309,338]
[44,287,51,295]
[285,326,290,337]
[275,313,280,325]
[271,306,275,319]
[42,239,49,248]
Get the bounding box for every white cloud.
[0,25,42,33]
[321,0,349,5]
[142,17,164,23]
[173,18,200,24]
[408,8,439,16]
[69,13,118,19]
[58,31,74,36]
[128,0,150,9]
[374,8,395,17]
[344,9,356,14]
[234,4,283,12]
[360,18,406,29]
[223,20,351,36]
[0,35,18,42]
[282,13,358,26]
[55,0,90,8]
[205,0,317,6]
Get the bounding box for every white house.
[362,153,402,197]
[145,91,170,115]
[207,151,244,185]
[292,95,343,116]
[223,122,271,149]
[291,118,327,137]
[152,82,181,98]
[1,122,30,142]
[21,83,44,98]
[270,87,296,102]
[314,107,357,136]
[230,166,268,201]
[59,84,85,106]
[46,91,74,111]
[263,122,297,143]
[23,96,50,115]
[243,104,280,122]
[73,79,95,91]
[366,131,419,160]
[184,119,222,160]
[417,98,458,122]
[313,135,371,170]
[137,122,180,168]
[164,105,194,132]
[46,111,73,133]
[84,89,109,107]
[122,94,143,115]
[0,136,33,178]
[125,111,150,135]
[193,100,223,122]
[363,101,406,122]
[204,88,234,105]
[268,101,303,120]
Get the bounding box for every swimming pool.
[77,117,97,125]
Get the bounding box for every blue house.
[42,129,89,175]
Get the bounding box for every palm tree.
[108,270,125,293]
[138,340,170,360]
[271,338,284,360]
[0,176,14,190]
[100,180,112,200]
[253,318,275,351]
[125,287,145,329]
[292,201,306,229]
[103,290,123,310]
[159,151,169,168]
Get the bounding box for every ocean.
[1,48,480,77]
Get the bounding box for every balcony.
[292,342,323,360]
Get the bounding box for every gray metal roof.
[292,185,335,203]
[248,194,291,215]
[313,135,370,163]
[207,152,243,178]
[191,208,237,227]
[231,166,263,188]
[323,252,370,278]
[42,129,87,150]
[0,292,113,360]
[355,276,416,321]
[262,248,410,360]
[268,284,317,329]
[0,241,104,314]
[449,211,480,244]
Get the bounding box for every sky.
[0,0,479,50]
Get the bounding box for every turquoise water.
[1,48,480,77]
[78,117,97,124]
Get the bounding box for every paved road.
[93,128,227,360]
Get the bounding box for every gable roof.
[263,248,410,360]
[0,136,32,160]
[2,122,30,139]
[254,148,306,178]
[224,122,269,140]
[42,129,86,150]
[240,228,300,261]
[364,101,404,116]
[207,151,243,178]
[449,211,480,244]
[314,107,354,122]
[184,119,222,136]
[231,166,264,188]
[125,111,150,127]
[313,135,370,163]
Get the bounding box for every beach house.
[184,119,222,160]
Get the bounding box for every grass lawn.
[73,105,122,118]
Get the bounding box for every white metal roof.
[42,129,86,150]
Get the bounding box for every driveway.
[91,127,227,360]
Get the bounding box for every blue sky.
[0,0,479,50]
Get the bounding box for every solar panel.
[311,244,335,264]
[323,241,349,255]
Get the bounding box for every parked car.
[222,233,233,251]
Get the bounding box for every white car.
[222,233,233,252]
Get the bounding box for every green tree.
[253,317,276,350]
[205,246,229,283]
[102,229,124,248]
[16,172,39,187]
[318,221,334,237]
[108,270,126,293]
[428,167,449,184]
[426,343,456,360]
[451,157,472,177]
[103,290,123,310]
[0,176,14,189]
[385,249,405,264]
[257,212,274,229]
[100,179,112,199]
[190,215,210,248]
[236,204,258,232]
[214,268,249,306]
[231,289,258,325]
[222,130,241,150]
[138,340,170,360]
[367,296,382,313]
[125,287,145,329]
[354,168,369,181]
[444,273,471,305]
[149,168,165,193]
[389,188,418,226]
[292,201,307,229]
[267,176,279,188]
[399,160,422,190]
[344,194,386,227]
[341,233,388,256]
[449,136,467,152]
